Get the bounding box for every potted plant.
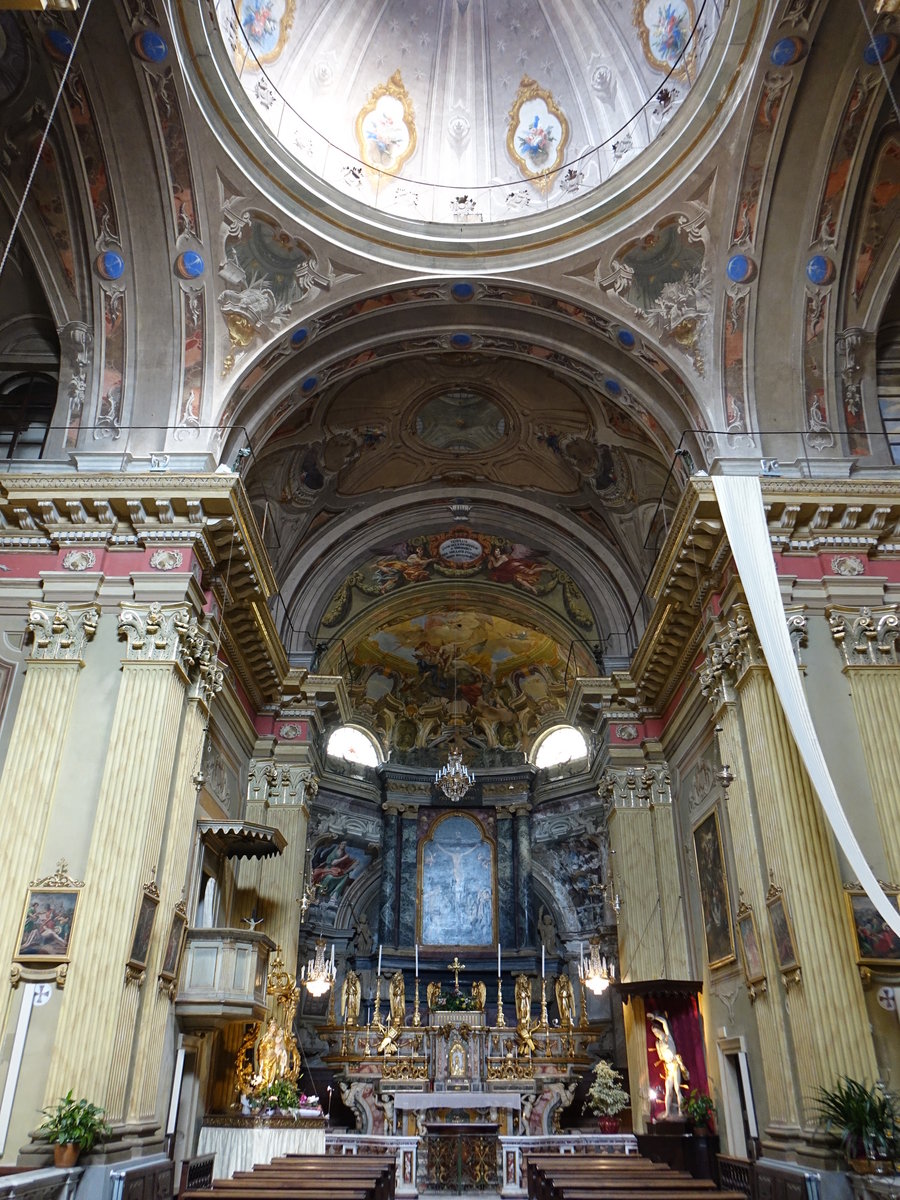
[684,1089,716,1133]
[254,1077,299,1115]
[583,1060,630,1133]
[812,1076,899,1173]
[39,1090,110,1166]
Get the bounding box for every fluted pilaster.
[828,606,900,878]
[129,695,208,1120]
[737,661,877,1109]
[0,605,98,968]
[257,764,316,986]
[700,645,801,1131]
[43,604,208,1115]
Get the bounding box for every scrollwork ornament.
[27,602,99,662]
[827,604,900,665]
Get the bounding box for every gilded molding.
[827,604,900,665]
[27,601,99,661]
[701,607,806,703]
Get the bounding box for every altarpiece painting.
[418,813,495,946]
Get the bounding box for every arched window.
[533,725,589,769]
[0,373,56,460]
[326,725,381,767]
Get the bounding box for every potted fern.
[583,1060,630,1133]
[39,1090,110,1166]
[812,1076,899,1173]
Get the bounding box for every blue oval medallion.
[96,251,125,281]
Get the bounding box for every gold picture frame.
[506,75,569,195]
[692,806,736,969]
[766,878,801,983]
[15,887,81,966]
[844,884,900,967]
[158,902,188,982]
[735,899,766,999]
[127,882,160,972]
[354,71,417,178]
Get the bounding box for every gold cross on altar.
[447,956,466,989]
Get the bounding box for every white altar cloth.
[198,1121,326,1179]
[392,1091,521,1111]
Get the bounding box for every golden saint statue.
[254,1017,289,1089]
[389,969,406,1026]
[471,979,486,1011]
[555,973,575,1028]
[514,973,532,1025]
[341,968,361,1026]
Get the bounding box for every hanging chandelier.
[435,642,475,802]
[301,936,336,996]
[579,937,615,995]
[435,744,475,803]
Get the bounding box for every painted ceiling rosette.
[215,0,723,224]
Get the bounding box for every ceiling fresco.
[322,606,596,759]
[214,0,723,223]
[319,529,597,638]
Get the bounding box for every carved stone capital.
[827,604,900,665]
[599,763,671,809]
[118,604,224,698]
[27,601,100,661]
[268,765,318,806]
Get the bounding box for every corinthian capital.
[827,604,900,665]
[118,603,224,697]
[27,602,100,661]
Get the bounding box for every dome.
[209,0,724,228]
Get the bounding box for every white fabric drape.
[712,474,900,938]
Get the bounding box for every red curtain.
[642,993,709,1119]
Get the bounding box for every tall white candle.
[541,944,545,978]
[497,942,501,976]
[415,943,419,975]
[377,945,382,976]
[330,943,335,972]
[580,942,584,973]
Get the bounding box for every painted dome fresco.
[210,0,723,225]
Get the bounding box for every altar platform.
[197,1115,326,1179]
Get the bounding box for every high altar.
[322,959,597,1142]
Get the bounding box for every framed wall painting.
[844,885,900,967]
[766,881,801,980]
[158,904,188,982]
[735,899,766,998]
[127,883,160,972]
[692,807,736,969]
[14,887,80,965]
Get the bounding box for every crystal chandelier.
[435,643,475,803]
[435,744,475,803]
[579,937,615,995]
[301,936,336,997]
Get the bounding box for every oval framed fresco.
[635,0,697,80]
[234,0,294,72]
[506,76,569,194]
[355,70,417,177]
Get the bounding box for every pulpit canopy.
[198,820,287,860]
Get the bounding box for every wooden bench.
[525,1152,740,1200]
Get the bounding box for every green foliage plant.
[812,1076,899,1163]
[684,1090,716,1129]
[39,1090,110,1151]
[256,1078,299,1111]
[583,1060,630,1117]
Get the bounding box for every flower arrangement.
[432,989,479,1012]
[684,1090,716,1130]
[583,1060,630,1117]
[244,1079,322,1117]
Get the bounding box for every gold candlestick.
[496,977,506,1027]
[413,976,421,1026]
[540,977,549,1028]
[578,974,589,1029]
[373,975,382,1027]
